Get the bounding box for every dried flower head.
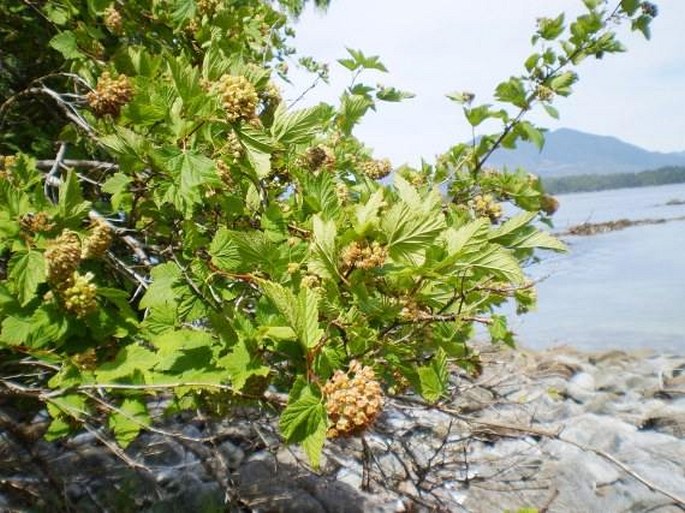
[323,360,383,438]
[81,218,113,259]
[19,212,54,234]
[303,145,335,173]
[86,72,133,117]
[540,194,559,216]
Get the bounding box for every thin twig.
[417,399,685,509]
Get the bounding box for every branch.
[0,86,94,136]
[36,159,119,172]
[403,398,685,510]
[88,210,153,267]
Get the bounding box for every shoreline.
[2,344,684,512]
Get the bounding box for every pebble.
[1,346,684,512]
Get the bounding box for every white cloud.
[283,0,685,165]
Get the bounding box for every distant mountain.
[487,128,685,177]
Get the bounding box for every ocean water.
[506,182,685,353]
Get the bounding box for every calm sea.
[506,182,685,353]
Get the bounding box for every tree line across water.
[542,166,685,194]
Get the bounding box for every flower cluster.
[300,274,322,290]
[103,6,123,34]
[81,218,113,259]
[399,297,424,322]
[196,0,221,15]
[322,360,383,438]
[302,146,335,173]
[0,155,16,172]
[360,158,392,180]
[61,272,98,318]
[215,74,258,123]
[470,194,503,221]
[86,72,133,117]
[335,182,349,204]
[45,230,82,287]
[535,85,554,102]
[341,241,388,271]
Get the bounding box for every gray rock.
[219,439,245,469]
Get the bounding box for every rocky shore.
[560,215,685,236]
[2,345,685,513]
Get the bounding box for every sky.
[281,0,685,167]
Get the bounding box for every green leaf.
[108,398,150,448]
[49,32,84,60]
[45,416,72,441]
[1,305,69,349]
[209,227,240,271]
[489,314,515,347]
[353,189,384,236]
[167,150,216,209]
[621,0,640,15]
[338,48,388,72]
[96,343,158,383]
[518,122,545,151]
[141,306,177,336]
[271,104,323,145]
[467,244,525,284]
[218,339,270,391]
[47,394,88,422]
[632,15,652,40]
[8,251,46,306]
[338,93,374,134]
[170,0,196,27]
[464,104,493,127]
[536,14,565,40]
[543,104,560,119]
[376,85,415,102]
[260,281,323,350]
[296,287,324,349]
[495,77,528,109]
[383,204,445,263]
[152,329,214,372]
[418,349,448,403]
[309,215,339,280]
[0,316,33,347]
[549,71,577,96]
[100,127,150,173]
[489,212,537,241]
[279,382,327,467]
[102,173,133,211]
[139,263,182,309]
[506,228,567,252]
[58,170,91,227]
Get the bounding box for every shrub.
[0,0,655,465]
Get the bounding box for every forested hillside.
[543,166,685,194]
